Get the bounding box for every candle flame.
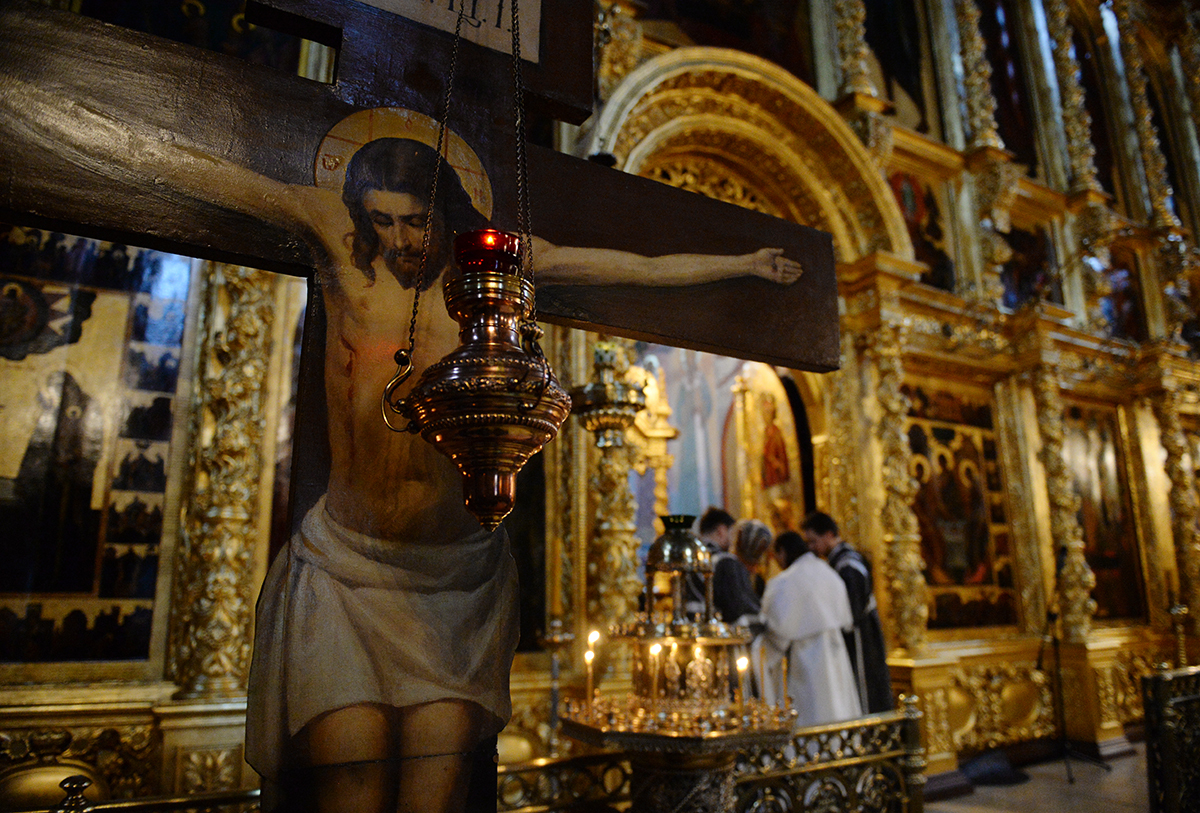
[649,643,662,656]
[584,649,594,664]
[588,629,600,646]
[737,656,749,672]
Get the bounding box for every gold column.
[954,0,1003,152]
[1044,0,1102,196]
[955,0,1016,303]
[167,264,275,698]
[827,330,860,545]
[834,0,878,98]
[575,340,646,625]
[1150,375,1200,631]
[1030,363,1096,643]
[1113,0,1180,232]
[627,361,678,535]
[732,374,754,521]
[867,320,928,654]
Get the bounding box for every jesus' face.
[363,189,449,288]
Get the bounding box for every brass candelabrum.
[563,516,794,737]
[561,516,795,812]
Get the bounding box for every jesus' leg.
[393,699,489,813]
[303,703,397,813]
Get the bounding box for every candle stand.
[562,515,795,812]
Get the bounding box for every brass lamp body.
[398,229,571,530]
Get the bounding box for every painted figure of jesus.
[4,78,803,813]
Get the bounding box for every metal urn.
[398,228,572,530]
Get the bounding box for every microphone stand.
[1037,574,1110,782]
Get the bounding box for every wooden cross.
[0,0,837,370]
[0,1,838,808]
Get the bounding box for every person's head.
[697,507,736,551]
[799,511,840,558]
[342,138,489,287]
[733,519,772,567]
[773,530,809,568]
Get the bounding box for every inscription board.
[360,0,541,60]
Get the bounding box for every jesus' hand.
[747,247,804,285]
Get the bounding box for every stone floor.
[925,744,1148,813]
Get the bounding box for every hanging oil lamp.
[378,3,569,530]
[386,228,571,530]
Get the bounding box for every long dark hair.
[341,138,489,279]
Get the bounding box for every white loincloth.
[244,496,519,781]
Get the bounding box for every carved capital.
[168,265,275,697]
[845,108,895,168]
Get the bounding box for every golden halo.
[314,107,493,220]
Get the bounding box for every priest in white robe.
[754,530,862,727]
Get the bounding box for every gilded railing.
[496,699,924,813]
[1144,664,1200,813]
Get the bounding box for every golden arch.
[578,47,913,264]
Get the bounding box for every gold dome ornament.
[383,229,571,530]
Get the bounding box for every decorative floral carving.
[1030,364,1096,642]
[922,687,955,757]
[950,663,1055,751]
[644,158,782,217]
[828,330,860,554]
[974,157,1021,303]
[180,747,240,793]
[168,264,274,697]
[581,339,644,625]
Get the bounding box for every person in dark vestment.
[800,511,893,714]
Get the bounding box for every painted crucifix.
[0,1,836,811]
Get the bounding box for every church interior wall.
[2,0,1200,806]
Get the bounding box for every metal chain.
[510,0,537,324]
[382,7,466,431]
[406,6,467,356]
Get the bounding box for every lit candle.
[736,655,748,719]
[584,648,595,716]
[649,643,662,706]
[588,629,601,649]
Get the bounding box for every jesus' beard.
[382,247,445,291]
